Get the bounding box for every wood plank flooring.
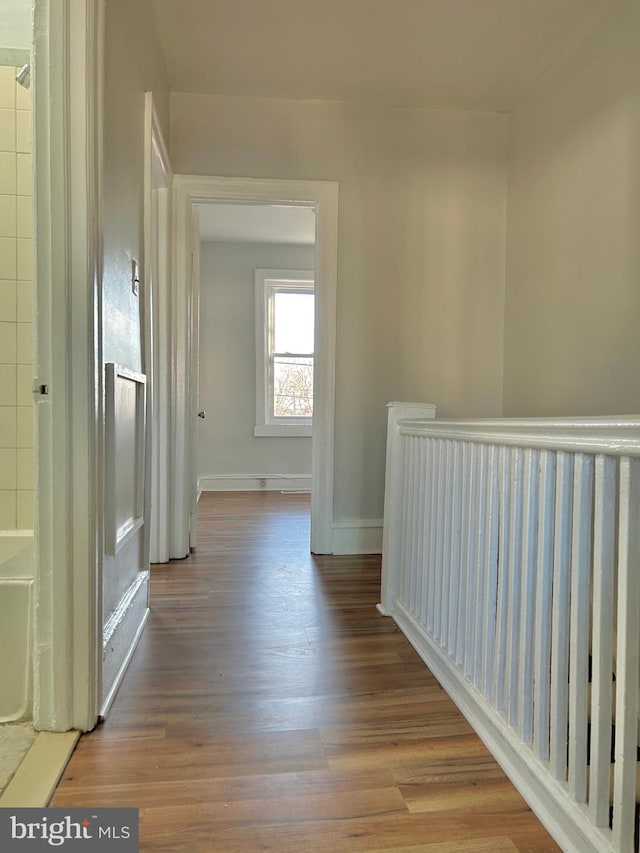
[52,492,560,851]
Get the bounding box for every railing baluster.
[415,437,424,615]
[494,445,511,714]
[426,437,438,635]
[416,441,429,625]
[463,443,478,672]
[568,454,593,803]
[447,442,462,655]
[533,450,555,761]
[413,436,424,615]
[518,448,539,742]
[471,445,488,686]
[407,436,419,615]
[456,442,471,666]
[441,441,454,645]
[483,445,500,700]
[589,454,616,827]
[550,451,573,782]
[433,440,445,643]
[506,448,524,727]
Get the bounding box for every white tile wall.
[0,67,32,529]
[0,407,16,447]
[0,151,16,194]
[16,280,30,322]
[0,448,16,488]
[0,107,16,151]
[0,236,16,278]
[0,363,17,405]
[0,321,17,362]
[16,153,30,195]
[16,194,30,237]
[0,66,15,109]
[0,490,16,527]
[0,193,16,235]
[16,406,31,448]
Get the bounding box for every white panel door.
[101,364,150,715]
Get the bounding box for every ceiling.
[151,0,605,112]
[197,203,316,245]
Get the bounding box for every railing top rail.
[397,416,640,457]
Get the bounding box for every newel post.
[379,402,436,616]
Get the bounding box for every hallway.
[52,492,558,851]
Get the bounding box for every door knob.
[198,411,206,419]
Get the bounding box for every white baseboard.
[101,573,149,719]
[332,519,383,555]
[100,606,149,720]
[198,474,311,493]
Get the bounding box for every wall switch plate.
[132,258,140,296]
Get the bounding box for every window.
[255,269,314,436]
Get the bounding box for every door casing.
[172,176,339,555]
[34,0,103,731]
[145,93,173,565]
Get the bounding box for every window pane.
[273,357,313,417]
[274,292,314,354]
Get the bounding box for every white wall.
[103,0,169,373]
[198,241,314,489]
[0,0,31,50]
[102,0,169,700]
[503,0,640,416]
[172,94,509,521]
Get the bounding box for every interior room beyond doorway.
[195,202,317,542]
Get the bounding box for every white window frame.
[255,269,315,437]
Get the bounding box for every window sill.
[254,424,312,438]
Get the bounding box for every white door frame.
[144,93,173,565]
[188,206,200,552]
[172,176,339,555]
[33,0,103,731]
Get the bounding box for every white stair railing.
[380,404,640,853]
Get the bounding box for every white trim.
[173,176,339,554]
[100,604,149,720]
[170,195,191,559]
[104,364,147,556]
[146,93,171,184]
[398,415,640,456]
[254,424,312,437]
[102,572,148,649]
[254,268,314,433]
[188,206,201,552]
[199,474,311,492]
[34,0,103,732]
[100,573,149,717]
[144,93,173,565]
[332,519,383,555]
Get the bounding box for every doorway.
[195,203,315,520]
[172,176,339,555]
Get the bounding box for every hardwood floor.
[52,492,560,851]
